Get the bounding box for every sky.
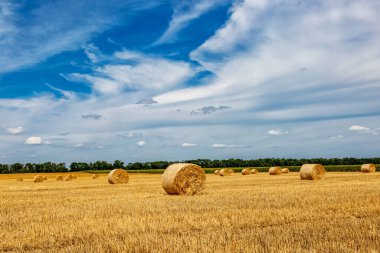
[0,0,380,164]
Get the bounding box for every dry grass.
[0,172,380,252]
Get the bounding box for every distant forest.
[0,158,379,174]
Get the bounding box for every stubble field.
[1,171,380,253]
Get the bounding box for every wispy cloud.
[191,105,229,115]
[182,143,197,147]
[349,125,377,134]
[137,140,146,147]
[154,0,228,45]
[212,144,245,148]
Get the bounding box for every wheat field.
[0,172,379,253]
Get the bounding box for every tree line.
[1,157,379,174]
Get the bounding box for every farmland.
[1,171,380,252]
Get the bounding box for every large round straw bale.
[65,175,73,181]
[56,175,63,181]
[242,168,251,175]
[214,170,220,175]
[92,174,99,179]
[361,164,376,173]
[300,164,325,180]
[108,169,129,184]
[281,168,289,174]
[16,177,23,181]
[34,175,44,183]
[219,169,232,176]
[162,163,206,195]
[269,167,282,175]
[251,169,258,174]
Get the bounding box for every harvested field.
[0,172,379,252]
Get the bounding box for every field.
[1,171,380,252]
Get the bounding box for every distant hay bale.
[219,169,232,176]
[108,169,129,184]
[43,176,48,180]
[281,168,289,174]
[16,177,23,181]
[300,164,325,180]
[229,169,235,174]
[162,163,206,195]
[242,168,251,175]
[92,174,99,179]
[56,175,63,181]
[251,169,258,174]
[33,175,44,183]
[269,167,282,175]
[65,175,73,181]
[361,164,376,173]
[214,170,220,175]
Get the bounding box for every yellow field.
[1,172,380,252]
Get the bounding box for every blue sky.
[1,0,380,164]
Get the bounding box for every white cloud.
[349,125,370,131]
[83,43,101,63]
[267,129,288,136]
[154,0,227,45]
[212,144,245,148]
[330,134,344,140]
[67,50,195,94]
[182,143,197,147]
[137,140,146,147]
[25,136,42,145]
[5,126,24,134]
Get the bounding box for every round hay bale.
[33,175,44,183]
[219,169,232,176]
[300,164,325,180]
[214,170,220,175]
[361,164,376,173]
[269,167,282,175]
[108,169,129,184]
[251,169,258,174]
[242,168,251,175]
[229,169,235,174]
[65,175,73,181]
[281,168,289,174]
[162,163,206,195]
[16,177,23,181]
[43,176,48,180]
[92,174,99,179]
[56,175,63,181]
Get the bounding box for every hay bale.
[281,168,289,173]
[162,163,206,195]
[16,177,23,181]
[65,175,73,181]
[33,175,44,183]
[242,168,251,175]
[43,176,48,180]
[56,175,63,181]
[361,164,376,173]
[269,167,282,175]
[219,169,232,176]
[214,170,220,175]
[108,169,129,184]
[229,169,235,174]
[92,174,99,179]
[300,164,325,180]
[251,169,258,174]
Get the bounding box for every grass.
[1,171,380,252]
